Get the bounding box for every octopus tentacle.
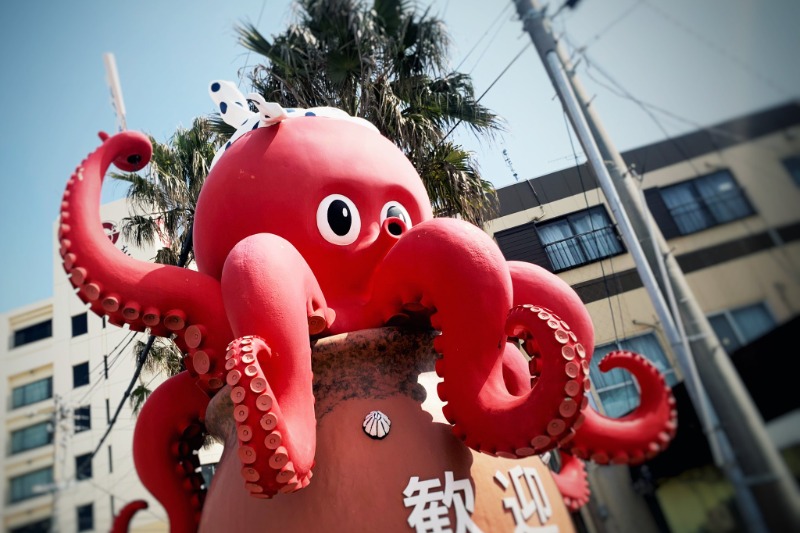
[369,218,588,457]
[220,234,323,497]
[565,350,678,465]
[110,500,148,533]
[58,130,232,393]
[507,260,595,351]
[225,336,312,497]
[550,451,590,512]
[132,371,210,533]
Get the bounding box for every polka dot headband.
[208,80,378,169]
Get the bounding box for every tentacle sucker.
[369,218,589,457]
[220,233,326,497]
[564,350,678,465]
[58,130,232,394]
[132,371,210,533]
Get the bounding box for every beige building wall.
[2,198,169,532]
[483,109,800,532]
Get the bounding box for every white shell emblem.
[362,410,391,440]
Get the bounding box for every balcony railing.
[543,226,622,271]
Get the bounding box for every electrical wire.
[565,35,800,291]
[452,4,512,73]
[74,331,140,406]
[441,41,532,144]
[561,31,792,156]
[574,52,704,178]
[466,8,515,76]
[237,0,268,89]
[567,0,642,47]
[82,329,136,382]
[640,0,794,99]
[87,478,168,526]
[561,108,642,413]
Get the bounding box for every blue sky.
[1,0,798,313]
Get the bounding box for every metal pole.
[104,53,127,132]
[635,183,767,532]
[512,1,800,530]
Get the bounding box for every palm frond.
[234,0,503,221]
[129,383,151,415]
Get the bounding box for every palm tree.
[110,116,224,411]
[111,116,221,267]
[230,0,504,224]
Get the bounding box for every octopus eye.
[380,201,412,229]
[317,194,361,245]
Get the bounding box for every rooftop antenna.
[103,53,127,132]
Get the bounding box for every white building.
[1,198,172,532]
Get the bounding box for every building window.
[71,313,88,337]
[75,406,91,433]
[783,155,800,187]
[708,302,776,354]
[73,362,90,388]
[591,333,678,418]
[537,206,624,271]
[11,377,52,409]
[201,463,218,487]
[9,467,53,503]
[13,320,52,348]
[10,518,52,533]
[658,170,754,235]
[77,503,94,532]
[11,421,53,454]
[75,453,93,481]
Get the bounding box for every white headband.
[208,80,379,169]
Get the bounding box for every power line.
[640,0,794,99]
[564,0,642,47]
[453,4,512,73]
[561,32,791,157]
[87,478,168,525]
[75,331,140,406]
[237,0,268,89]
[442,41,531,143]
[69,226,196,486]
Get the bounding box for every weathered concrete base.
[201,328,575,533]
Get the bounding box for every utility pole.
[512,1,800,531]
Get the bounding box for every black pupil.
[387,205,406,222]
[328,199,351,236]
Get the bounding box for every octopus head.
[193,83,433,300]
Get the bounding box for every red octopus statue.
[57,80,676,532]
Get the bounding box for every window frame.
[782,154,800,187]
[71,313,88,337]
[10,421,53,454]
[11,377,53,409]
[708,302,776,355]
[72,362,90,388]
[9,467,53,503]
[74,405,91,433]
[77,503,94,532]
[658,169,754,236]
[75,453,93,481]
[591,332,677,418]
[9,517,52,533]
[535,205,625,272]
[12,320,52,348]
